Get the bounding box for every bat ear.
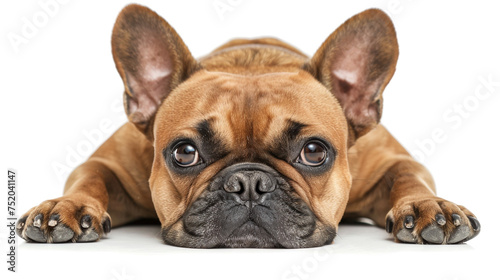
[112,4,200,136]
[304,9,399,139]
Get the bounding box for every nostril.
[224,173,248,195]
[224,175,242,193]
[255,179,264,195]
[236,180,245,195]
[256,174,275,194]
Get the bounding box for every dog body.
[16,5,480,247]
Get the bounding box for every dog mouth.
[161,187,336,248]
[221,220,282,248]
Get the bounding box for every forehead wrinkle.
[161,70,344,154]
[246,91,276,146]
[221,81,276,151]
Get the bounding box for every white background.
[1,0,500,279]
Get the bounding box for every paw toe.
[396,229,417,243]
[51,224,75,243]
[448,225,471,244]
[77,229,100,242]
[26,226,47,242]
[421,224,444,244]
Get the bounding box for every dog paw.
[385,197,480,244]
[16,196,111,243]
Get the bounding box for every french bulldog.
[16,4,480,247]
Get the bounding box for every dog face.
[111,5,398,248]
[151,71,350,247]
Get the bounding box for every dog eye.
[298,141,327,166]
[173,144,201,167]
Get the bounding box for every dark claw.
[468,216,481,232]
[435,214,446,226]
[451,214,461,226]
[102,217,111,234]
[421,224,444,244]
[404,215,415,229]
[385,217,394,233]
[80,215,91,229]
[463,216,480,242]
[33,214,43,228]
[48,214,60,227]
[52,224,74,243]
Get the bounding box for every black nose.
[224,170,276,204]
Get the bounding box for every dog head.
[111,4,398,248]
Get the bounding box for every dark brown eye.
[299,141,327,166]
[173,144,200,167]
